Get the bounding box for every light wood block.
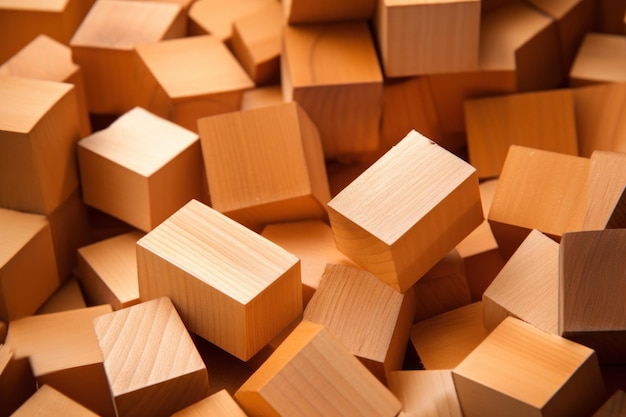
[374,0,480,77]
[0,208,59,321]
[593,390,626,417]
[583,151,626,230]
[328,130,483,293]
[6,305,115,417]
[172,389,248,417]
[282,22,383,159]
[135,35,254,132]
[78,107,203,232]
[387,370,463,417]
[70,0,186,114]
[234,320,402,417]
[78,231,144,310]
[93,297,209,416]
[0,76,81,214]
[0,344,36,416]
[12,385,99,417]
[453,317,605,417]
[465,89,579,179]
[560,229,626,364]
[198,102,330,230]
[241,85,283,110]
[411,302,490,370]
[283,0,375,23]
[569,33,626,86]
[137,199,302,361]
[488,145,589,259]
[37,278,86,315]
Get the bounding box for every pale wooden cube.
[172,389,247,416]
[283,0,376,23]
[0,344,36,416]
[137,199,302,361]
[37,278,86,315]
[12,385,99,417]
[387,370,463,417]
[328,130,483,293]
[570,33,626,86]
[78,107,203,232]
[582,151,626,230]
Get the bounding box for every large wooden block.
[569,33,626,86]
[387,370,463,417]
[0,76,81,214]
[583,151,626,230]
[137,199,302,361]
[235,320,402,417]
[282,22,383,159]
[593,390,626,416]
[0,344,36,416]
[135,35,254,132]
[78,107,203,232]
[327,130,483,293]
[70,0,186,114]
[283,0,375,23]
[173,389,247,416]
[37,278,86,315]
[12,385,99,417]
[453,317,605,417]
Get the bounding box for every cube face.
[570,33,626,86]
[283,0,376,23]
[12,385,99,417]
[387,370,463,417]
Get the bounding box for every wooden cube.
[235,320,402,417]
[172,389,247,416]
[70,0,186,114]
[593,390,626,416]
[583,151,626,229]
[328,130,483,293]
[570,33,626,86]
[137,199,302,361]
[241,85,284,111]
[0,76,81,214]
[0,208,59,321]
[387,370,463,417]
[374,0,480,77]
[37,278,86,315]
[198,102,330,230]
[135,35,254,132]
[283,0,376,23]
[453,317,605,417]
[282,22,383,159]
[12,385,99,417]
[0,344,37,416]
[78,107,203,232]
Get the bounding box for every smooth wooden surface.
[583,151,626,230]
[283,0,375,23]
[570,33,626,86]
[173,389,248,417]
[37,278,86,315]
[11,385,99,417]
[593,390,626,417]
[0,344,36,416]
[240,85,283,111]
[387,370,463,417]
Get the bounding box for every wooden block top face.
[328,130,477,245]
[387,370,463,417]
[593,390,626,417]
[172,389,247,416]
[37,279,87,315]
[232,1,283,63]
[12,385,99,417]
[570,33,626,84]
[583,151,626,229]
[188,0,275,41]
[135,35,254,99]
[0,0,67,11]
[78,107,198,177]
[138,199,299,305]
[0,208,49,265]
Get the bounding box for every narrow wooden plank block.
[37,278,86,315]
[328,130,483,293]
[569,33,626,86]
[234,320,402,417]
[172,389,248,417]
[453,317,605,417]
[583,151,626,230]
[593,390,626,416]
[387,370,463,417]
[0,344,37,416]
[12,385,99,417]
[283,0,375,23]
[137,199,302,361]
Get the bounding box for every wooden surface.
[241,85,284,111]
[283,0,375,23]
[0,344,36,416]
[37,278,86,315]
[583,151,626,230]
[387,370,463,417]
[12,385,100,417]
[172,389,248,417]
[593,390,626,417]
[569,33,626,86]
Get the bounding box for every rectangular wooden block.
[569,33,626,86]
[0,344,37,416]
[12,385,99,417]
[387,370,463,417]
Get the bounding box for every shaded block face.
[137,200,302,361]
[570,33,626,86]
[582,151,626,230]
[0,344,37,416]
[283,0,376,23]
[592,390,626,417]
[387,370,463,417]
[12,385,99,417]
[172,389,247,417]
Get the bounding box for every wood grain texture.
[582,151,626,230]
[12,385,99,417]
[0,344,36,416]
[283,0,375,23]
[387,370,463,417]
[327,130,483,293]
[593,390,626,417]
[172,389,248,417]
[569,33,626,86]
[37,278,86,315]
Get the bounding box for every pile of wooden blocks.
[1,0,626,415]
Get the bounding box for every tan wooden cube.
[235,320,401,417]
[12,385,99,417]
[374,0,480,77]
[328,130,483,293]
[0,76,81,215]
[583,151,626,229]
[70,0,186,114]
[570,33,626,86]
[387,370,463,417]
[37,278,86,315]
[283,0,376,23]
[135,35,254,132]
[453,317,605,417]
[593,390,626,416]
[0,344,37,416]
[172,389,247,416]
[241,85,283,111]
[0,208,59,321]
[198,102,330,230]
[282,22,383,159]
[78,107,203,232]
[137,199,302,361]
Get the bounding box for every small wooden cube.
[172,389,247,416]
[37,278,86,315]
[387,370,463,417]
[570,33,626,86]
[235,320,402,417]
[78,107,203,232]
[593,390,626,416]
[12,385,99,417]
[0,344,37,416]
[328,130,483,293]
[137,199,302,361]
[453,317,605,417]
[582,151,626,230]
[283,0,376,23]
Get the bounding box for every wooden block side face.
[414,261,471,321]
[0,345,36,416]
[515,20,564,91]
[172,389,248,417]
[37,278,87,315]
[592,390,626,417]
[284,0,376,23]
[387,370,463,417]
[570,33,626,85]
[12,384,100,417]
[583,151,626,229]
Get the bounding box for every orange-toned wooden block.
[0,344,36,416]
[328,130,483,293]
[583,151,626,230]
[137,199,302,361]
[240,85,283,110]
[78,107,203,232]
[235,320,402,416]
[387,370,463,417]
[593,390,626,416]
[283,0,376,23]
[37,278,86,315]
[12,385,99,417]
[198,102,330,230]
[570,33,626,86]
[453,317,605,417]
[282,22,383,159]
[70,0,186,114]
[173,389,247,416]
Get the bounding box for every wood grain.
[12,385,99,417]
[387,370,463,417]
[172,389,248,417]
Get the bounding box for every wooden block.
[123,0,195,9]
[235,320,402,417]
[78,231,144,310]
[0,76,81,214]
[172,389,248,417]
[411,302,490,369]
[0,322,5,344]
[606,187,626,229]
[387,370,463,417]
[198,102,330,230]
[37,278,86,315]
[282,22,383,159]
[6,305,115,416]
[240,85,284,110]
[570,33,626,87]
[70,0,186,114]
[0,344,37,416]
[465,89,579,179]
[78,107,203,232]
[374,0,480,77]
[583,151,626,230]
[93,297,209,416]
[453,317,605,417]
[135,35,254,132]
[593,390,626,416]
[12,385,99,417]
[488,145,589,259]
[596,0,626,34]
[560,229,626,364]
[283,0,375,23]
[483,229,559,334]
[0,208,59,321]
[328,130,483,293]
[137,199,302,361]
